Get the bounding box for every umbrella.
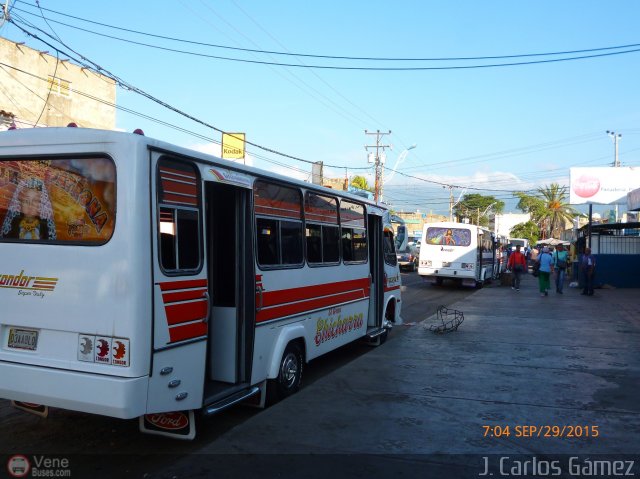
[537,238,569,246]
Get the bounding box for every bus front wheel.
[268,342,303,404]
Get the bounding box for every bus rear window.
[425,227,471,247]
[0,157,116,244]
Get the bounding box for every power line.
[13,3,640,63]
[6,18,372,171]
[9,5,640,70]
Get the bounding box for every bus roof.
[0,127,387,211]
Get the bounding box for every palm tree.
[350,175,372,192]
[537,183,579,239]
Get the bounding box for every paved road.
[0,272,476,457]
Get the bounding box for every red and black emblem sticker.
[143,412,191,436]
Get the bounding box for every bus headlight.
[421,260,432,267]
[461,263,475,270]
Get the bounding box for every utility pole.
[447,186,454,222]
[365,130,392,202]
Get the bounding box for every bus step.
[203,386,260,416]
[365,327,387,339]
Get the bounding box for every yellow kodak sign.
[222,133,246,160]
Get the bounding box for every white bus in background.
[418,221,496,287]
[495,234,510,277]
[0,126,402,440]
[509,237,529,252]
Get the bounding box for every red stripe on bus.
[159,167,197,181]
[168,321,208,343]
[254,205,301,219]
[162,193,198,205]
[256,290,366,323]
[161,179,197,196]
[159,279,207,291]
[384,285,401,292]
[260,278,369,308]
[163,288,207,304]
[165,300,208,325]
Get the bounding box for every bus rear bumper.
[0,361,148,419]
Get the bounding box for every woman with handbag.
[507,244,527,291]
[553,244,569,294]
[538,247,554,296]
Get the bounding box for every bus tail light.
[461,263,475,270]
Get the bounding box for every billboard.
[221,133,245,160]
[570,167,640,205]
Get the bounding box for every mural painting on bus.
[0,158,115,242]
[425,227,471,247]
[314,306,364,347]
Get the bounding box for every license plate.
[442,262,451,267]
[8,328,39,351]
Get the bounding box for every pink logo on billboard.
[573,175,600,198]
[6,455,30,478]
[146,412,189,430]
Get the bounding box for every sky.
[1,0,639,216]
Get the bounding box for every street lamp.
[478,202,496,226]
[384,144,417,184]
[606,130,622,167]
[606,130,622,222]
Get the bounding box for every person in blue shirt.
[553,243,569,294]
[580,247,596,296]
[537,247,554,296]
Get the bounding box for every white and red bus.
[0,127,402,439]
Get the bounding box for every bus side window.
[323,225,340,262]
[339,200,366,264]
[342,228,354,262]
[304,192,340,265]
[257,218,279,265]
[254,180,303,269]
[157,159,201,273]
[383,229,397,266]
[281,220,303,264]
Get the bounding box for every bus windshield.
[425,226,471,247]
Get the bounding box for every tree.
[510,221,539,245]
[537,183,579,239]
[453,193,505,227]
[350,175,372,192]
[514,191,546,224]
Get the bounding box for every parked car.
[396,245,419,272]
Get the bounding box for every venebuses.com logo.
[6,454,71,477]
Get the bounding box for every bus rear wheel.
[267,342,303,404]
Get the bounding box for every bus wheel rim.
[281,353,298,388]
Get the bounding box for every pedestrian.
[553,243,569,294]
[529,244,539,269]
[537,246,554,297]
[507,244,527,291]
[580,247,596,296]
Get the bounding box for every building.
[492,212,530,238]
[394,211,448,242]
[0,37,115,130]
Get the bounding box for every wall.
[0,37,115,129]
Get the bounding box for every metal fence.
[591,233,640,255]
